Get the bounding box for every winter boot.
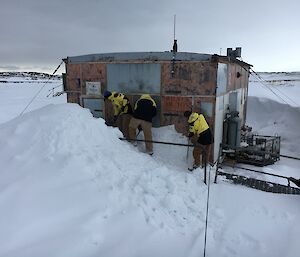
[188,164,200,172]
[147,151,153,156]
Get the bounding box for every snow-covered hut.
[63,49,252,161]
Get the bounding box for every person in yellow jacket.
[104,90,132,139]
[184,111,213,171]
[129,94,157,155]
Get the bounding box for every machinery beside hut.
[62,48,252,162]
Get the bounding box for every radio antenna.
[173,14,176,40]
[172,15,178,53]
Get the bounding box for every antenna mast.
[173,14,176,41]
[172,14,178,53]
[171,14,177,77]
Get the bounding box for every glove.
[188,132,194,138]
[105,121,113,126]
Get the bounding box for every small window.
[200,102,213,117]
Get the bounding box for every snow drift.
[0,103,207,257]
[247,96,300,155]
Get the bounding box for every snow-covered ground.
[0,72,299,257]
[0,72,65,124]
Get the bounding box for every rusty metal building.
[63,50,251,161]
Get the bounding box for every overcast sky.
[0,0,299,73]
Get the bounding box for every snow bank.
[0,103,206,257]
[247,96,300,155]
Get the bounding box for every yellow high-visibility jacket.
[108,92,131,116]
[188,112,209,136]
[134,94,157,110]
[133,94,157,122]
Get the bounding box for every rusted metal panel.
[81,63,106,80]
[162,96,192,112]
[227,63,249,92]
[161,62,217,96]
[81,63,106,95]
[161,96,214,131]
[67,92,80,103]
[66,63,81,91]
[160,60,217,137]
[242,67,249,91]
[227,63,235,91]
[65,63,81,103]
[235,65,242,89]
[161,95,215,135]
[66,62,107,111]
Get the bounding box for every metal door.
[82,97,104,118]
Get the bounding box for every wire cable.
[252,70,298,106]
[250,70,289,105]
[269,84,298,106]
[250,69,298,106]
[19,61,64,116]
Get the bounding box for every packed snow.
[0,72,299,257]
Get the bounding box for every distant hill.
[0,71,61,82]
